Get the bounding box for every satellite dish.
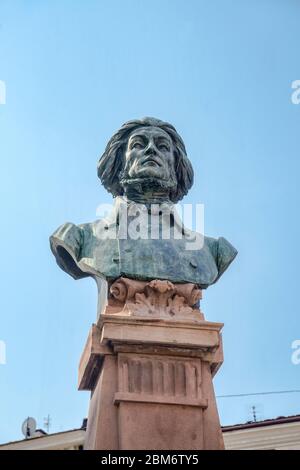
[21,417,37,438]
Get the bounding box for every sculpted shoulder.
[50,222,87,280]
[50,220,120,280]
[204,235,238,284]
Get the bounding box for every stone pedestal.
[78,278,224,450]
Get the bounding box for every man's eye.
[132,142,143,149]
[159,144,169,151]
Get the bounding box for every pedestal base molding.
[79,277,224,450]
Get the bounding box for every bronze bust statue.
[50,117,237,294]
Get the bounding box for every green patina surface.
[50,197,237,288]
[50,117,237,289]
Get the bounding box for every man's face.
[123,126,176,182]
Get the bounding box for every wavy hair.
[97,117,194,203]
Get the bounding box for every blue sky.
[0,0,300,442]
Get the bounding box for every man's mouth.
[141,157,162,167]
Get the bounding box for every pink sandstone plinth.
[78,278,224,450]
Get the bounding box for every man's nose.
[144,140,157,155]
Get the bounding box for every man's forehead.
[128,126,172,141]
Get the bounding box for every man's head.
[97,117,194,203]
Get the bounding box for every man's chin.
[134,168,162,178]
[120,175,176,191]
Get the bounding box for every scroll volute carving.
[107,277,204,321]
